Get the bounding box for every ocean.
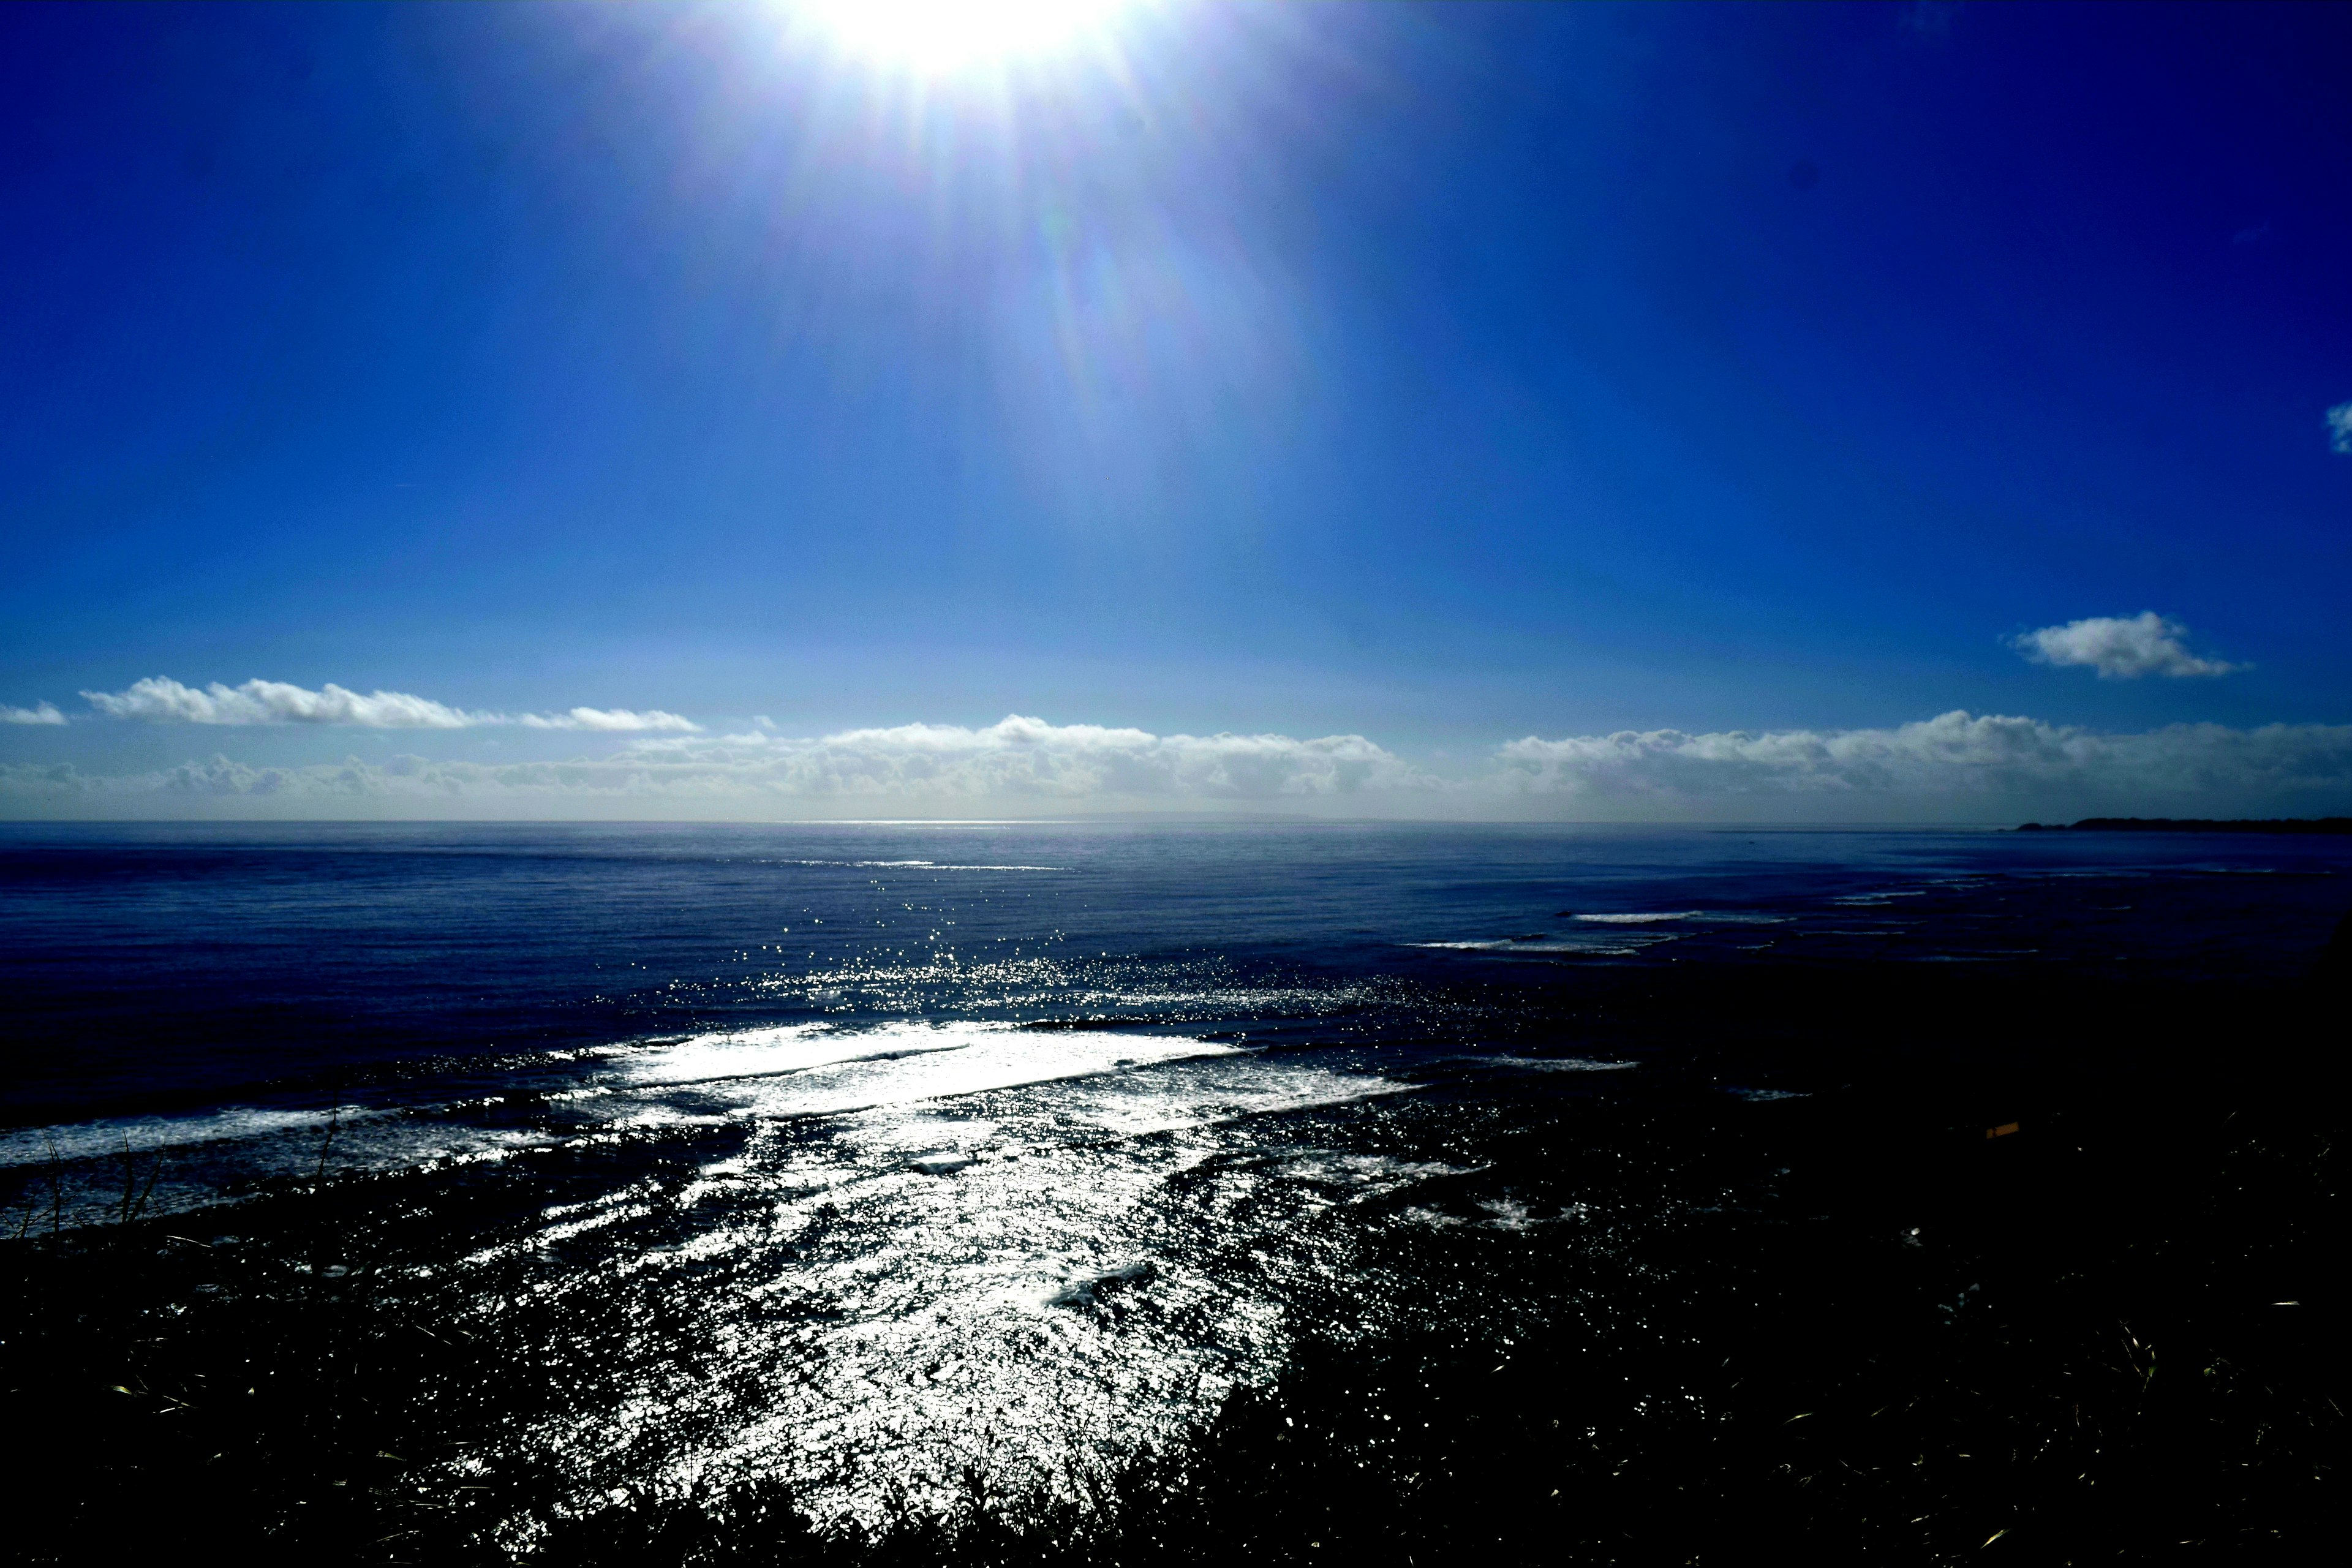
[2,821,2345,1539]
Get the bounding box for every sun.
[793,0,1131,76]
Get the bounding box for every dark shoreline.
[2015,817,2352,835]
[5,964,2343,1565]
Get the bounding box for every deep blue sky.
[3,2,2349,813]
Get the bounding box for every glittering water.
[2,821,2345,1520]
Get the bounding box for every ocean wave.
[763,859,1068,872]
[600,1022,964,1090]
[0,1022,1258,1231]
[0,1102,379,1169]
[719,1029,1242,1123]
[1569,911,1702,924]
[1408,932,1676,957]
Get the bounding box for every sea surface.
[3,821,2345,1523]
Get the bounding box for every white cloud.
[2328,400,2352,454]
[1496,710,2352,802]
[78,677,701,733]
[518,707,702,733]
[1,701,64,726]
[2009,613,2239,679]
[83,676,491,727]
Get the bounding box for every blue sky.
[3,1,2348,820]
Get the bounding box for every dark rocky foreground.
[4,965,2343,1566]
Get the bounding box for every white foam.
[609,1022,960,1090]
[1571,911,1702,924]
[0,1103,375,1168]
[763,859,1067,872]
[721,1028,1242,1121]
[1408,932,1671,956]
[919,864,1068,872]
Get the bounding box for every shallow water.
[3,821,2345,1520]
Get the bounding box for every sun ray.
[791,0,1133,77]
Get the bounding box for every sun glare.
[794,0,1130,76]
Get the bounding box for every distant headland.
[2013,817,2352,834]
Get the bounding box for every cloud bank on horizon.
[76,677,701,733]
[2009,614,2239,680]
[1494,710,2350,802]
[6,709,2348,823]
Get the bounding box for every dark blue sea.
[3,822,2345,1522]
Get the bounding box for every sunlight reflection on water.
[447,1040,1419,1520]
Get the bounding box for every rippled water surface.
[4,821,2345,1519]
